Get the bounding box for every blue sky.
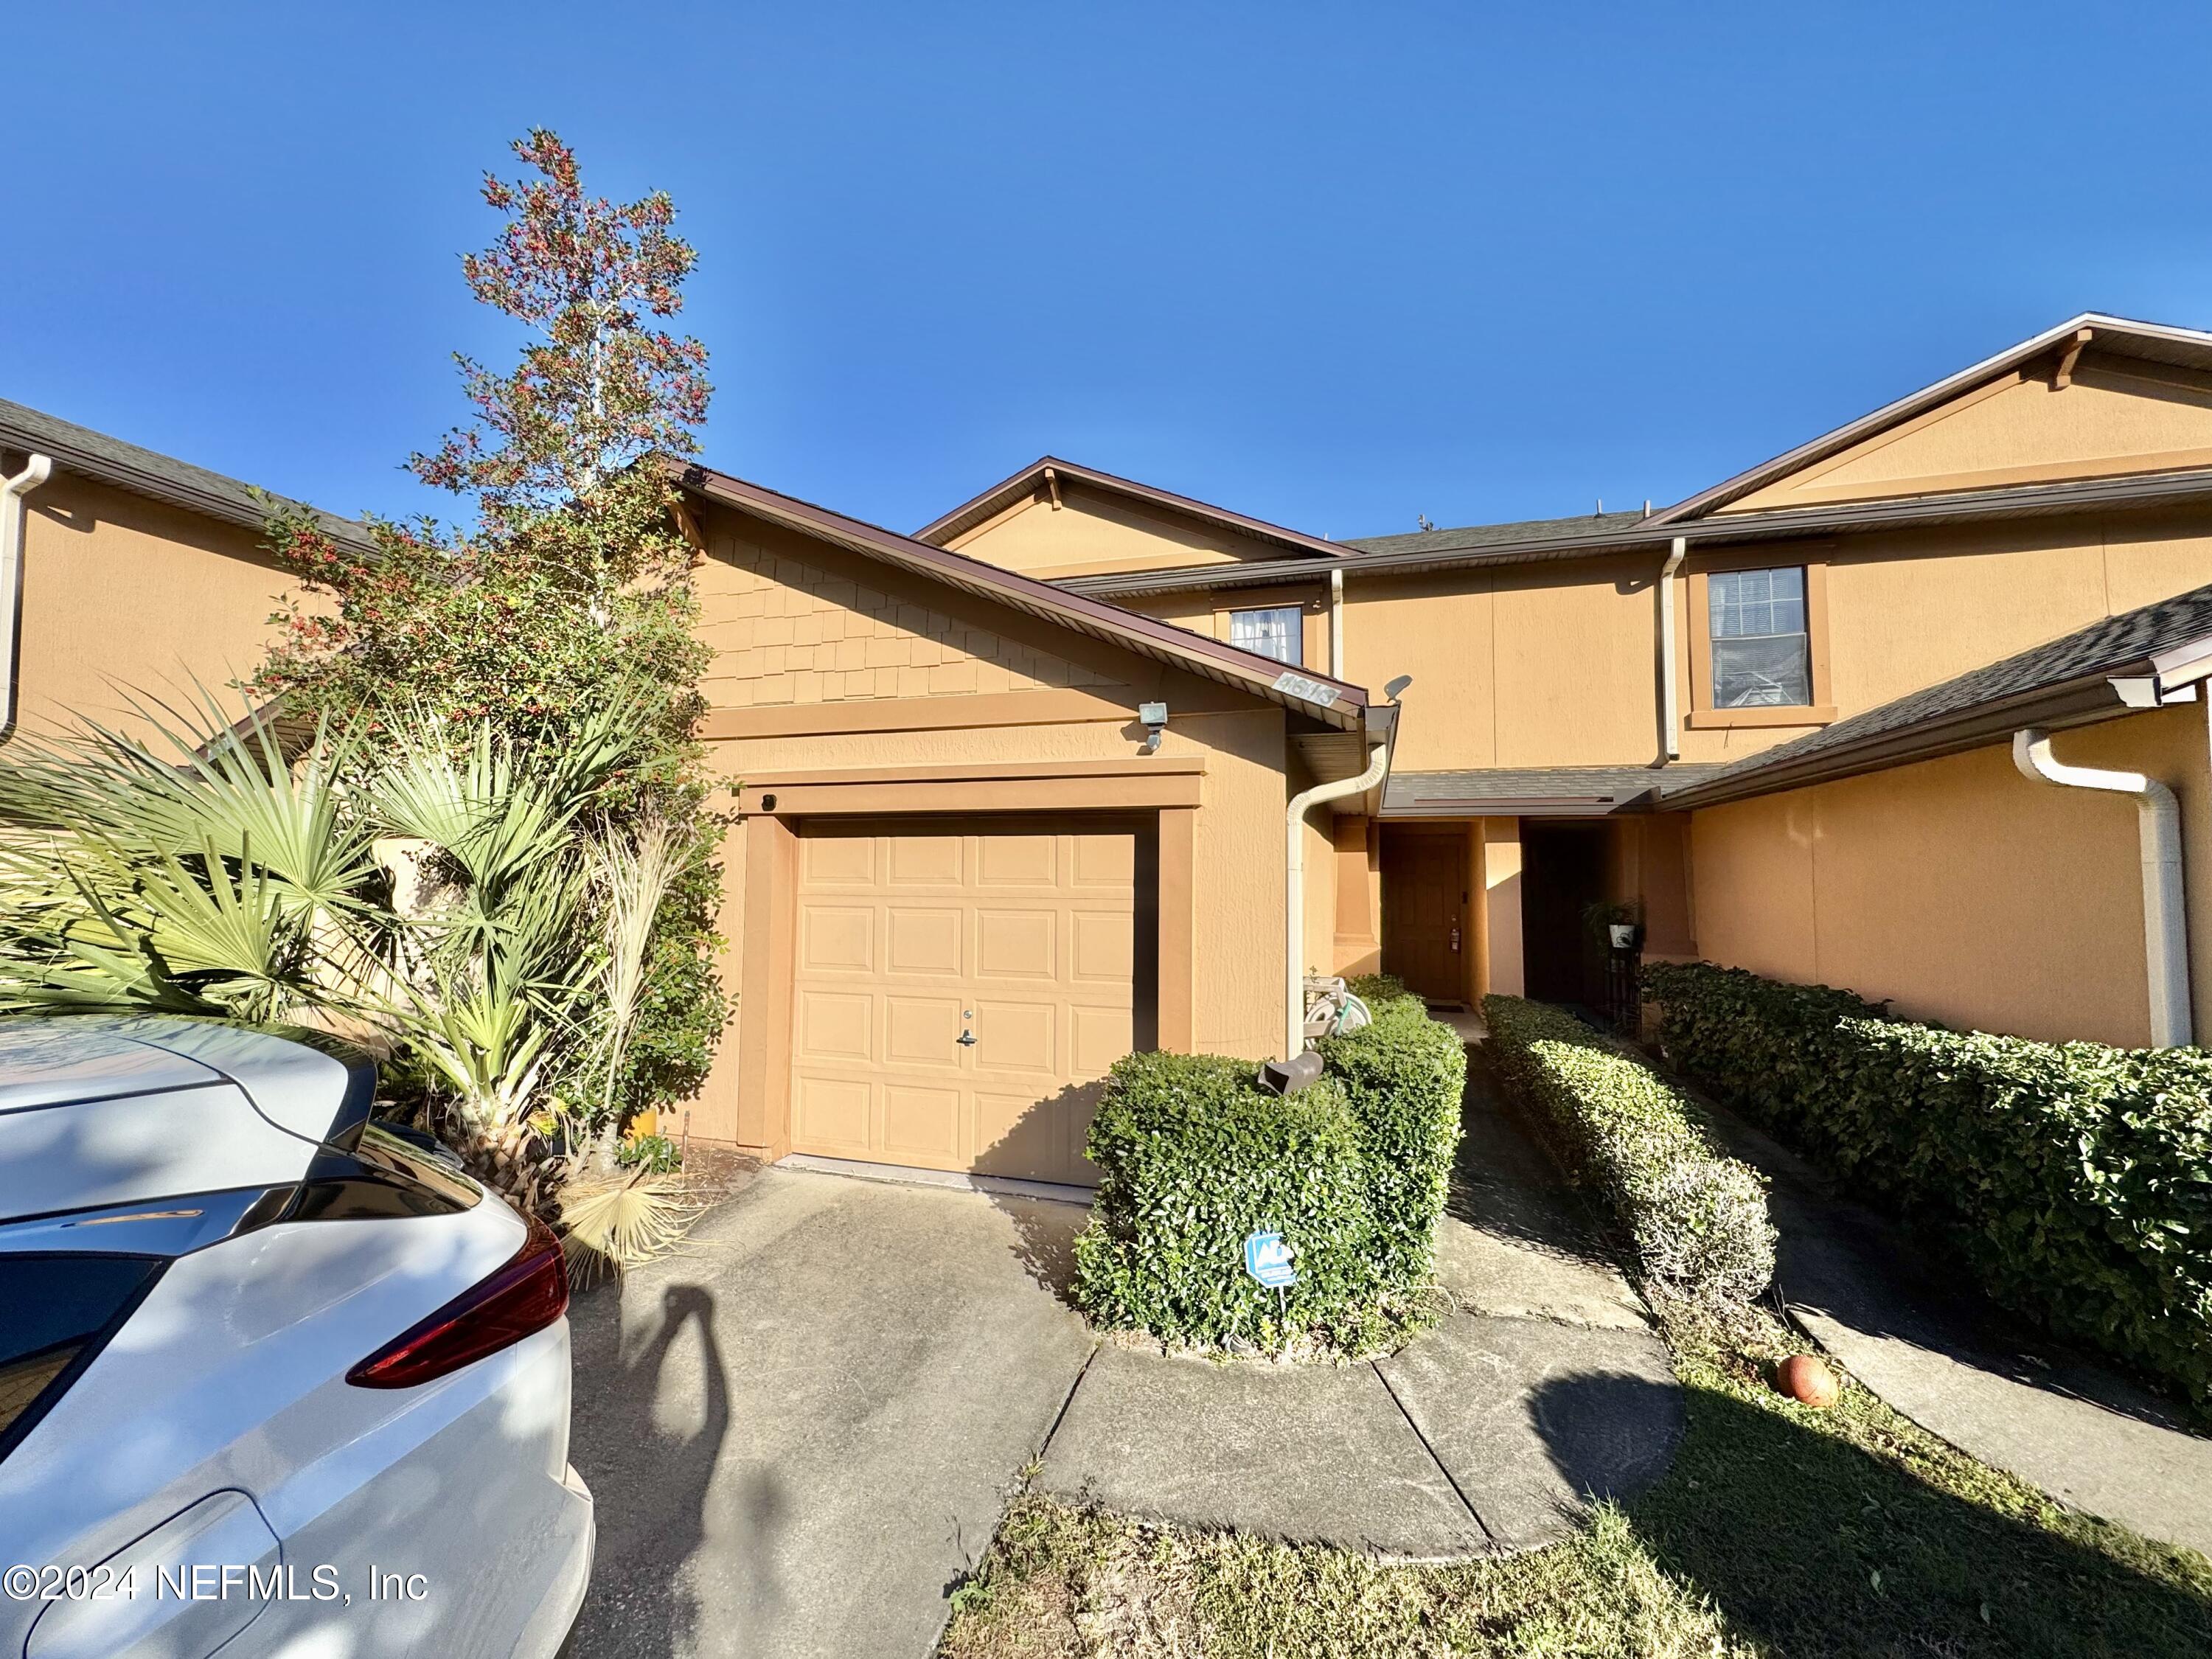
[7,3,2212,542]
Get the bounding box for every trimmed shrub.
[1644,960,2212,1408]
[1073,1053,1385,1350]
[1320,991,1468,1292]
[1074,991,1466,1354]
[1484,994,1776,1310]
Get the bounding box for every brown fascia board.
[670,459,1371,731]
[914,454,1352,562]
[1658,669,2139,812]
[1647,312,2212,526]
[1055,463,2212,599]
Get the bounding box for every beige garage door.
[788,818,1138,1185]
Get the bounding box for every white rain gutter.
[1284,731,1391,1057]
[1659,535,1687,759]
[2011,728,2192,1047]
[1329,566,1345,676]
[0,454,54,743]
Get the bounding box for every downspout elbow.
[1285,732,1392,1057]
[2012,728,2192,1047]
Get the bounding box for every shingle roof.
[1346,509,1649,560]
[1663,580,2212,807]
[0,397,370,551]
[1386,764,1720,816]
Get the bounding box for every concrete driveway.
[564,1166,1093,1659]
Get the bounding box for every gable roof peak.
[1649,311,2212,527]
[916,454,1349,562]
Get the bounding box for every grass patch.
[941,1309,2212,1658]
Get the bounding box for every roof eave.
[1659,669,2143,811]
[672,460,1372,733]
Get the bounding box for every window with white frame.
[1708,566,1810,706]
[1228,605,1303,666]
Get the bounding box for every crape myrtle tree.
[255,130,726,1124]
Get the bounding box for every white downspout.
[1329,567,1345,677]
[1659,535,1687,760]
[2012,728,2192,1047]
[1284,731,1391,1057]
[0,455,54,744]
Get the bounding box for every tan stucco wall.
[1730,355,2212,511]
[1481,818,1524,996]
[1686,703,2212,1048]
[14,471,300,744]
[945,479,1330,582]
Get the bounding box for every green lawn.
[939,1310,2212,1658]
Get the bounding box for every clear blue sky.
[7,3,2212,542]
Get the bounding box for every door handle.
[957,1030,978,1047]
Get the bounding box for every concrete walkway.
[1034,1062,1682,1558]
[565,1059,1683,1656]
[1692,1096,2212,1562]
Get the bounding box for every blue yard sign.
[1242,1231,1298,1290]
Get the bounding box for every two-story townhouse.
[903,313,2212,1068]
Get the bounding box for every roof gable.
[1654,313,2212,525]
[917,457,1349,577]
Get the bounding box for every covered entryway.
[787,817,1143,1185]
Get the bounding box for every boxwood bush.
[1073,987,1466,1354]
[1483,994,1776,1311]
[1643,959,2212,1408]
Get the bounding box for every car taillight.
[347,1212,568,1389]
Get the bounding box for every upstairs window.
[1229,605,1303,667]
[1708,566,1810,707]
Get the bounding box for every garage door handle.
[957,1029,977,1046]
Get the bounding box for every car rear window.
[0,1252,164,1461]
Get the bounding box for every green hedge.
[1321,981,1468,1291]
[1643,960,2212,1408]
[1483,994,1776,1310]
[1073,987,1465,1354]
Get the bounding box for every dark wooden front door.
[1382,827,1468,1004]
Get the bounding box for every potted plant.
[1583,900,1641,952]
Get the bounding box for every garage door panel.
[1071,832,1135,888]
[973,998,1057,1074]
[888,833,964,887]
[885,995,965,1069]
[975,909,1057,980]
[1069,910,1134,984]
[977,833,1058,887]
[794,990,874,1062]
[887,906,963,975]
[801,834,876,886]
[799,905,874,974]
[883,1084,961,1161]
[973,1088,1070,1178]
[793,1076,874,1157]
[790,818,1138,1186]
[1069,1005,1134,1079]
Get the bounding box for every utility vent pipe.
[0,455,54,743]
[2011,728,2192,1046]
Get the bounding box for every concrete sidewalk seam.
[1037,1344,1099,1462]
[1371,1357,1498,1548]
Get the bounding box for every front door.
[1381,826,1468,1004]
